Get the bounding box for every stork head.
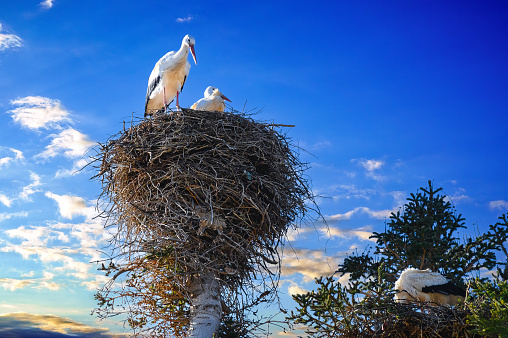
[183,34,197,65]
[204,86,217,98]
[211,87,231,102]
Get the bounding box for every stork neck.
[175,42,189,60]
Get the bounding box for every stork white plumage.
[191,86,231,112]
[144,34,197,117]
[394,267,466,306]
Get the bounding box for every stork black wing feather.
[145,74,161,113]
[180,75,187,92]
[422,281,466,296]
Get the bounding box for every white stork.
[144,34,197,117]
[191,86,231,112]
[394,267,466,306]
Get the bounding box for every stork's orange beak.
[190,45,197,65]
[221,94,231,102]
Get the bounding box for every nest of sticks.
[94,108,313,303]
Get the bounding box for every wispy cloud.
[0,272,60,291]
[0,23,23,51]
[39,0,54,9]
[0,278,35,291]
[1,192,109,284]
[353,158,386,180]
[176,15,193,23]
[319,225,375,242]
[8,96,70,130]
[37,128,94,160]
[0,147,24,168]
[327,206,394,221]
[0,211,28,222]
[489,200,508,211]
[19,171,42,201]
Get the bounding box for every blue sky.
[0,0,507,336]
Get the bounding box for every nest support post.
[187,271,222,337]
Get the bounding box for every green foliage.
[288,181,508,337]
[466,278,508,337]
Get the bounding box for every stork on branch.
[191,86,231,112]
[145,34,197,117]
[394,267,466,306]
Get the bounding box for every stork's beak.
[220,94,231,102]
[190,45,197,65]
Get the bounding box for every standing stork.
[394,267,466,306]
[144,34,197,117]
[191,86,231,112]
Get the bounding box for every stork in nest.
[394,267,466,306]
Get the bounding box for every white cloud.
[0,211,28,222]
[8,96,70,130]
[5,225,68,246]
[319,225,375,242]
[0,271,61,291]
[353,158,386,180]
[45,192,89,219]
[0,278,35,291]
[0,194,12,207]
[37,128,94,159]
[489,200,508,211]
[0,23,23,51]
[19,171,42,201]
[327,206,394,221]
[0,147,24,168]
[40,0,54,9]
[285,280,309,295]
[359,159,384,172]
[21,271,35,277]
[55,158,90,178]
[176,15,193,23]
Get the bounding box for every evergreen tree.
[288,181,508,337]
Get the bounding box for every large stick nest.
[94,109,313,288]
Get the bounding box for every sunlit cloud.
[280,248,344,282]
[37,128,94,160]
[8,96,70,130]
[45,192,89,219]
[0,313,128,337]
[283,279,309,295]
[489,200,508,211]
[0,271,63,291]
[0,278,35,291]
[176,15,193,23]
[5,225,68,246]
[0,23,23,51]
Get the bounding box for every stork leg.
[176,91,181,111]
[163,87,168,113]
